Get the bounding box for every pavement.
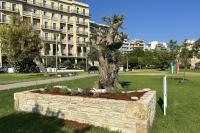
[0,74,97,91]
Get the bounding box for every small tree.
[0,15,47,75]
[90,15,126,91]
[179,40,193,81]
[192,38,200,59]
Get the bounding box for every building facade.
[119,39,132,54]
[130,39,145,50]
[144,41,167,51]
[0,0,90,67]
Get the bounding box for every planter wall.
[14,90,156,133]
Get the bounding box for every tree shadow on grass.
[0,112,66,133]
[157,97,164,113]
[0,112,94,133]
[120,81,131,88]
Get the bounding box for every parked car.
[88,66,98,74]
[0,67,8,73]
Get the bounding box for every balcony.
[71,10,90,17]
[68,30,73,35]
[60,28,67,33]
[76,21,88,26]
[33,25,40,30]
[61,39,67,44]
[42,15,49,19]
[0,6,19,13]
[68,41,73,45]
[17,0,71,14]
[67,21,73,25]
[77,41,86,46]
[33,13,41,18]
[76,30,88,36]
[23,11,32,16]
[43,37,60,42]
[42,25,60,32]
[0,19,8,24]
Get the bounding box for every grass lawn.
[0,71,200,133]
[0,72,86,85]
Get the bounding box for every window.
[52,13,54,18]
[45,33,48,40]
[33,9,37,14]
[67,6,70,12]
[2,2,6,9]
[77,37,80,42]
[12,4,16,11]
[51,2,54,9]
[68,16,70,22]
[61,15,63,20]
[77,8,79,13]
[60,4,63,11]
[2,14,6,22]
[33,0,36,4]
[54,34,57,40]
[77,17,79,23]
[53,23,56,30]
[83,9,85,15]
[43,0,46,6]
[44,22,48,28]
[83,38,86,43]
[43,11,46,16]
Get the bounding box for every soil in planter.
[64,119,90,132]
[33,88,146,101]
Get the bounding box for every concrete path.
[0,74,97,91]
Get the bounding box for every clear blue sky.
[78,0,200,43]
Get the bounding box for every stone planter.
[14,90,156,133]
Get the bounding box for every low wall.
[14,90,156,133]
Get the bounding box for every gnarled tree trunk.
[33,56,48,77]
[91,15,126,92]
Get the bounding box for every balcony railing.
[17,0,71,14]
[68,30,73,35]
[76,30,88,36]
[68,41,73,45]
[61,39,67,44]
[67,21,73,25]
[76,21,88,26]
[71,10,90,17]
[42,25,60,31]
[60,28,67,33]
[0,6,19,13]
[0,19,8,24]
[77,41,86,45]
[33,25,40,30]
[43,37,60,42]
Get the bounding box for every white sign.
[163,75,167,116]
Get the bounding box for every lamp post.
[85,43,88,71]
[55,34,58,75]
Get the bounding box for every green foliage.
[62,60,73,69]
[0,15,41,72]
[192,38,200,58]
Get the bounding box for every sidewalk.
[0,74,97,91]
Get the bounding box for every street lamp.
[55,34,58,75]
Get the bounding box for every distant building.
[184,40,200,68]
[130,39,145,50]
[119,39,132,54]
[119,39,145,54]
[145,41,167,51]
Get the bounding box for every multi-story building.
[119,39,132,54]
[145,41,167,51]
[130,39,145,50]
[0,0,90,67]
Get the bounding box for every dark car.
[88,66,98,74]
[0,67,8,73]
